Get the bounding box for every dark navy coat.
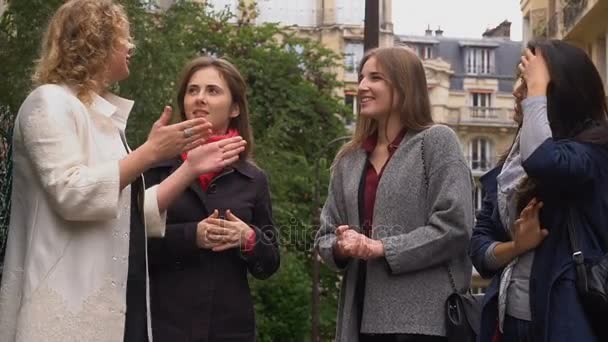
[144,158,280,342]
[470,138,608,342]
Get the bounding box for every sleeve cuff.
[483,241,501,270]
[242,229,257,255]
[316,235,350,271]
[144,185,167,238]
[521,95,547,107]
[52,161,121,221]
[380,237,401,274]
[84,160,121,217]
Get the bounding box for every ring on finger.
[183,127,194,138]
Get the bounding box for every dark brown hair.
[515,39,608,211]
[176,56,254,159]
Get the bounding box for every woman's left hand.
[519,48,550,97]
[512,198,549,255]
[184,136,246,176]
[205,210,255,252]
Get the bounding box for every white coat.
[0,84,166,342]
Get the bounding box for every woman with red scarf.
[144,56,280,342]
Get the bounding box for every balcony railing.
[547,11,561,37]
[446,106,517,127]
[563,0,587,32]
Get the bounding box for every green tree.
[0,0,64,112]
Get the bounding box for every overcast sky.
[392,0,523,41]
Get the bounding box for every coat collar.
[60,84,134,132]
[362,127,408,154]
[480,165,503,188]
[90,92,134,132]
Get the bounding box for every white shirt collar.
[90,91,134,132]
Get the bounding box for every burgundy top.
[361,128,407,236]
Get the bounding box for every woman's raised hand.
[512,198,549,255]
[518,48,550,97]
[143,106,213,164]
[183,136,247,176]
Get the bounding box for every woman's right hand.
[519,48,550,97]
[143,106,213,164]
[196,210,222,249]
[183,136,247,176]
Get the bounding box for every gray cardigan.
[315,125,474,340]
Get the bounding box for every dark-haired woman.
[470,39,608,342]
[145,56,280,342]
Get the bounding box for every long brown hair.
[335,46,434,162]
[176,56,254,160]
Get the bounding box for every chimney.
[425,24,433,36]
[483,20,512,38]
[435,26,443,36]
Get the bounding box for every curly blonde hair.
[33,0,133,104]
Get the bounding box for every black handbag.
[420,128,482,341]
[445,265,482,342]
[566,206,608,339]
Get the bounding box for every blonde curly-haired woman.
[0,1,246,341]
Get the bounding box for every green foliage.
[251,251,311,342]
[0,0,64,112]
[0,0,348,338]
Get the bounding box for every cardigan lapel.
[345,150,367,233]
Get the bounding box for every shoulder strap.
[420,127,460,294]
[420,128,430,190]
[566,206,589,292]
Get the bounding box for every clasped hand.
[196,209,254,252]
[333,225,384,260]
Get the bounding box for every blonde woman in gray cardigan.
[315,46,474,342]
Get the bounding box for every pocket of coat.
[548,277,590,339]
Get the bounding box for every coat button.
[208,183,217,194]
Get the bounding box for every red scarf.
[181,128,240,191]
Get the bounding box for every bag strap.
[566,206,588,293]
[420,127,460,294]
[446,262,459,293]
